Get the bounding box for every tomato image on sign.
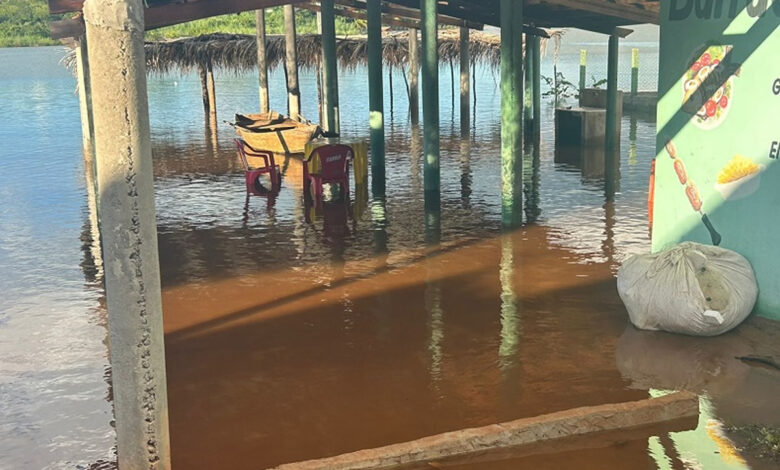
[681,44,741,130]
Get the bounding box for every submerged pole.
[320,0,340,136]
[579,49,587,94]
[82,0,170,468]
[256,9,269,113]
[75,35,95,158]
[631,48,639,97]
[206,61,217,128]
[606,33,620,153]
[532,35,541,141]
[459,26,470,135]
[408,28,420,124]
[367,0,385,195]
[284,5,301,121]
[421,0,439,197]
[199,65,209,117]
[605,33,620,197]
[499,0,524,227]
[523,34,533,132]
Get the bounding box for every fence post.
[631,48,639,96]
[579,49,587,92]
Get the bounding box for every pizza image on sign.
[681,44,740,129]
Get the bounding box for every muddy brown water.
[2,46,779,470]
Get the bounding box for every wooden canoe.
[234,112,321,155]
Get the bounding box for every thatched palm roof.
[131,29,561,74]
[65,29,563,74]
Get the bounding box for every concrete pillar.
[500,0,524,227]
[82,0,170,468]
[256,9,270,113]
[605,33,620,199]
[459,26,470,135]
[367,0,385,196]
[75,35,95,158]
[421,0,439,197]
[284,5,301,121]
[408,28,419,124]
[320,0,340,136]
[532,35,541,141]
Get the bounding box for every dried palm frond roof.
[64,29,564,74]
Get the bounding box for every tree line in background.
[0,0,366,48]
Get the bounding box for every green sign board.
[653,0,780,320]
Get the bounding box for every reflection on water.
[2,46,778,470]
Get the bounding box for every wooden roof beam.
[50,0,303,39]
[525,0,658,25]
[335,0,484,30]
[304,1,423,29]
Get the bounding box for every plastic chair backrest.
[235,138,274,171]
[313,144,351,180]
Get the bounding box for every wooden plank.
[269,392,699,470]
[526,0,658,24]
[303,2,422,29]
[48,0,83,14]
[51,0,304,38]
[335,0,484,30]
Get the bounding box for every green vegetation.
[146,9,365,40]
[0,1,366,48]
[0,0,60,47]
[728,425,780,462]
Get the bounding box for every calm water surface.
[1,44,778,470]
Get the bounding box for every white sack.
[617,241,758,336]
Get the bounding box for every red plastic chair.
[234,138,281,195]
[303,144,352,203]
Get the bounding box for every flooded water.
[1,43,778,470]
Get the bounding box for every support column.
[75,36,95,158]
[367,0,385,195]
[256,9,269,113]
[421,0,439,197]
[605,33,620,198]
[321,0,340,136]
[206,61,217,128]
[199,65,209,117]
[532,34,541,141]
[459,26,470,135]
[82,0,170,468]
[605,33,620,153]
[523,34,533,132]
[284,5,301,121]
[631,48,639,96]
[579,49,587,94]
[500,0,523,227]
[408,28,420,124]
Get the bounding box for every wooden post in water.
[459,26,470,135]
[75,36,95,158]
[408,28,420,124]
[631,48,639,97]
[532,35,541,141]
[199,65,209,117]
[367,0,385,195]
[82,0,171,468]
[284,5,301,121]
[523,34,533,132]
[580,49,587,93]
[500,0,524,227]
[421,0,440,198]
[320,0,340,136]
[256,9,270,113]
[206,61,217,129]
[605,33,620,198]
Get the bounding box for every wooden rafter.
[50,0,304,39]
[525,0,658,25]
